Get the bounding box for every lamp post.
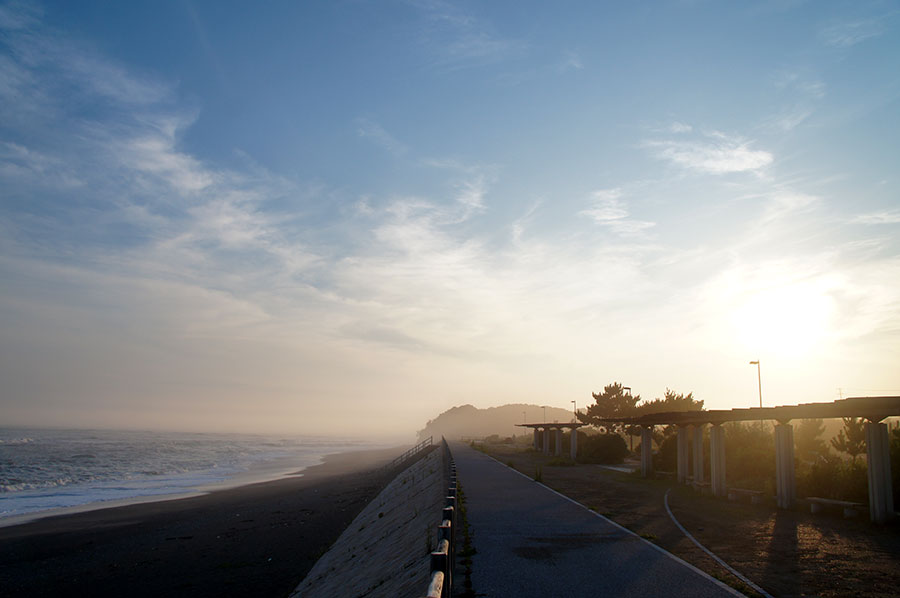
[623,387,633,451]
[542,405,547,423]
[571,400,576,422]
[749,361,762,408]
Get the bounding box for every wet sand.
[0,447,405,597]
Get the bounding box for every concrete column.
[553,429,562,456]
[570,428,578,460]
[533,428,539,451]
[865,422,894,524]
[676,425,690,484]
[709,424,726,497]
[542,428,550,456]
[774,423,796,509]
[692,424,705,484]
[640,426,654,478]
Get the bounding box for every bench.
[807,497,864,518]
[727,488,765,505]
[691,480,711,495]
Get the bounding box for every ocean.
[0,427,384,522]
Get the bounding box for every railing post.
[425,571,444,598]
[430,538,451,596]
[442,506,455,541]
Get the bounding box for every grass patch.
[710,571,765,598]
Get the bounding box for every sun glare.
[731,283,834,359]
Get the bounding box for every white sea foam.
[0,437,34,445]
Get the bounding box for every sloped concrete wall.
[291,447,445,597]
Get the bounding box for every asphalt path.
[452,442,742,598]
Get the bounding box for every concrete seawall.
[291,446,447,597]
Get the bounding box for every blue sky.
[1,0,898,436]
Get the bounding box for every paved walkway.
[453,443,741,598]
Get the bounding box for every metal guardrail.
[382,436,433,472]
[422,438,456,598]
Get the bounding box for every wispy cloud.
[4,22,170,107]
[580,188,655,236]
[0,2,41,30]
[854,209,900,225]
[0,4,319,305]
[558,50,583,73]
[356,118,408,155]
[455,178,486,212]
[118,124,216,194]
[819,17,885,48]
[773,71,826,99]
[645,132,773,174]
[0,140,83,188]
[767,107,815,132]
[333,191,662,361]
[764,71,826,132]
[759,191,819,225]
[410,0,526,69]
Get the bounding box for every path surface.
[453,443,741,598]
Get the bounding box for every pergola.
[600,396,899,523]
[516,422,587,460]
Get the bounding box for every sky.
[1,0,898,438]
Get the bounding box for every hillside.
[418,403,578,441]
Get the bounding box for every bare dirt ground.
[482,444,900,598]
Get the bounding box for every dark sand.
[0,447,405,597]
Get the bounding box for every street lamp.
[542,405,547,423]
[571,400,577,422]
[749,361,762,408]
[623,387,633,451]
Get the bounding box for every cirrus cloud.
[644,132,773,174]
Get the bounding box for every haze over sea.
[0,427,383,522]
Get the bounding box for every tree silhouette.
[635,389,704,443]
[830,417,867,462]
[634,389,704,414]
[577,382,640,433]
[796,418,828,461]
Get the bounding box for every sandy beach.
[0,447,404,597]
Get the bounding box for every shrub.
[798,453,868,502]
[577,431,628,464]
[654,434,678,472]
[724,422,775,491]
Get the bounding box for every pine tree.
[796,418,828,461]
[577,382,640,434]
[830,417,867,462]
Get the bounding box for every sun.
[731,282,834,360]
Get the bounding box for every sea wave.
[0,437,34,445]
[1,477,75,493]
[0,427,384,519]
